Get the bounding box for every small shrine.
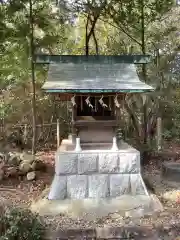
[36,55,158,218]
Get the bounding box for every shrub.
[0,207,45,240]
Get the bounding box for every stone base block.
[55,153,78,175]
[110,174,131,197]
[99,153,119,173]
[48,176,67,200]
[67,175,88,199]
[88,174,109,198]
[78,153,98,174]
[119,152,139,173]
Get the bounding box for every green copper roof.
[42,63,154,93]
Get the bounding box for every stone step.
[46,226,159,240]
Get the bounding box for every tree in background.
[0,0,71,151]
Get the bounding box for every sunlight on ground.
[162,189,180,202]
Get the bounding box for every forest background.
[1,0,180,158]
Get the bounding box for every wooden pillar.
[57,118,60,149]
[71,105,77,144]
[113,96,117,137]
[157,116,162,151]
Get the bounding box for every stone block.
[48,175,67,200]
[67,175,88,199]
[78,153,98,174]
[88,174,109,198]
[130,174,146,195]
[55,153,78,175]
[119,152,139,173]
[110,174,131,197]
[99,153,119,173]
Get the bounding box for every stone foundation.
[31,194,163,220]
[48,141,148,200]
[32,141,162,220]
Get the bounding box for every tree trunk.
[29,0,36,155]
[139,0,149,161]
[85,14,99,56]
[156,48,162,151]
[140,0,148,148]
[85,15,90,56]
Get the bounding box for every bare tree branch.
[99,15,142,47]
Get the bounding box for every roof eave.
[42,88,154,93]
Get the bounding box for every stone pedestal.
[48,141,148,200]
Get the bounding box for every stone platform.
[48,140,148,200]
[31,194,163,220]
[31,140,163,220]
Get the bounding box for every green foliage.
[0,207,45,240]
[0,0,70,89]
[105,0,175,47]
[1,0,180,152]
[162,87,180,141]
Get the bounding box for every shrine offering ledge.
[73,120,117,127]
